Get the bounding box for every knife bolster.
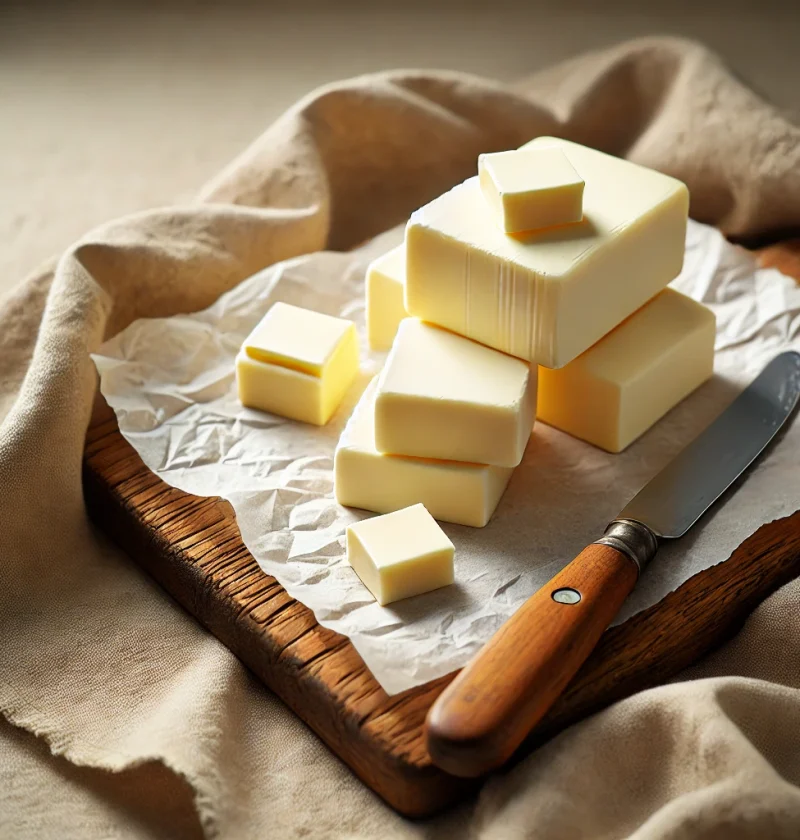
[596,519,659,573]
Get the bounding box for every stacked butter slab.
[237,302,359,426]
[537,288,715,452]
[365,244,406,352]
[334,318,535,527]
[405,138,691,368]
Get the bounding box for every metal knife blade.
[620,350,800,539]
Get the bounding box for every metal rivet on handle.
[552,588,581,605]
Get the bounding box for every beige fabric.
[2,37,800,839]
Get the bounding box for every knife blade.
[426,350,800,778]
[621,351,800,538]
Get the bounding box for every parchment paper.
[93,220,800,694]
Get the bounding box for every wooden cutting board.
[82,239,800,819]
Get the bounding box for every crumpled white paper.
[93,221,800,694]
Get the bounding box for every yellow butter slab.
[374,319,536,468]
[334,378,513,528]
[537,289,716,452]
[406,137,689,368]
[366,245,407,351]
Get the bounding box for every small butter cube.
[366,245,408,351]
[375,319,536,467]
[406,137,689,367]
[537,289,716,452]
[346,504,455,605]
[478,147,584,233]
[334,378,513,527]
[237,302,358,425]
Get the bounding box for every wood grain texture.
[82,241,800,818]
[427,544,639,778]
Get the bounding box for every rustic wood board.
[83,240,800,819]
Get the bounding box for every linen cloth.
[2,37,800,839]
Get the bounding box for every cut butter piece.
[478,147,584,233]
[334,378,513,528]
[405,136,689,368]
[366,244,407,351]
[537,289,716,453]
[346,504,455,606]
[237,302,358,426]
[374,319,536,468]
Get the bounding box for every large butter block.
[406,137,689,368]
[334,378,513,528]
[236,302,358,425]
[346,504,455,605]
[374,319,536,468]
[478,147,584,233]
[366,245,407,351]
[537,289,716,452]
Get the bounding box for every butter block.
[478,147,584,232]
[406,137,689,368]
[334,378,513,527]
[375,319,536,468]
[346,504,455,605]
[366,245,407,351]
[237,302,358,425]
[537,289,716,452]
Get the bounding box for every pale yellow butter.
[374,319,536,468]
[334,378,513,527]
[366,245,407,351]
[405,137,689,368]
[346,503,455,606]
[236,302,358,425]
[478,147,584,233]
[537,289,716,453]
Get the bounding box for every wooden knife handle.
[425,543,639,777]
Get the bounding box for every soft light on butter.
[334,378,513,527]
[478,147,584,233]
[236,302,358,425]
[538,289,716,452]
[366,244,407,351]
[406,137,689,368]
[346,504,455,606]
[374,319,536,468]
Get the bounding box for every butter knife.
[426,350,800,777]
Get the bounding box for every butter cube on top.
[236,302,358,426]
[335,378,513,527]
[374,319,536,468]
[346,504,455,605]
[538,289,716,452]
[478,147,584,233]
[366,244,407,351]
[406,137,689,368]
